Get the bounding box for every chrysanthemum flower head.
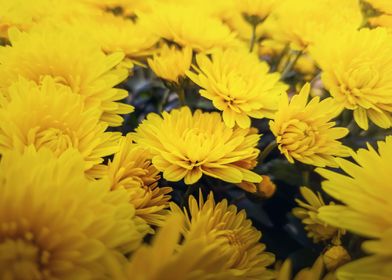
[187,49,287,128]
[81,0,152,17]
[0,26,133,126]
[0,77,121,178]
[236,0,278,23]
[269,83,350,167]
[106,134,172,227]
[292,187,344,243]
[0,0,97,38]
[276,256,335,280]
[137,3,240,53]
[133,107,262,188]
[317,136,392,279]
[148,44,192,84]
[68,12,159,58]
[364,0,392,14]
[170,191,275,279]
[0,147,149,279]
[272,0,362,50]
[310,27,392,130]
[126,213,250,280]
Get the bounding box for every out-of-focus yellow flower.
[323,246,351,271]
[310,28,392,130]
[276,256,336,280]
[258,39,286,57]
[133,107,262,188]
[0,77,120,179]
[0,0,98,38]
[317,136,392,280]
[107,134,172,227]
[0,147,149,279]
[369,14,392,29]
[138,3,240,53]
[236,0,278,23]
[294,55,317,81]
[188,49,287,128]
[271,0,362,50]
[255,175,277,198]
[81,0,153,16]
[148,44,192,84]
[0,26,133,126]
[270,83,350,167]
[292,187,344,243]
[69,12,158,58]
[170,191,275,279]
[125,214,249,280]
[364,0,392,14]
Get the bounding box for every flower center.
[279,119,317,151]
[340,64,380,108]
[34,128,74,157]
[0,238,50,279]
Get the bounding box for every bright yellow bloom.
[0,26,133,126]
[311,28,392,130]
[106,134,172,227]
[138,3,239,53]
[148,44,192,84]
[81,0,152,16]
[170,192,275,279]
[0,77,120,178]
[317,136,392,280]
[0,147,149,279]
[188,49,287,128]
[369,14,392,29]
[276,256,336,280]
[270,83,350,167]
[0,0,97,38]
[133,107,262,187]
[323,246,351,271]
[292,187,344,243]
[272,0,362,50]
[126,214,250,280]
[236,0,278,22]
[69,12,159,58]
[364,0,392,14]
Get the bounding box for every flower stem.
[281,50,303,80]
[249,23,258,52]
[176,85,186,106]
[259,140,277,163]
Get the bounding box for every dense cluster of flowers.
[0,0,391,279]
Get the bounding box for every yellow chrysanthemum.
[170,191,275,279]
[323,246,351,271]
[68,12,158,58]
[0,147,149,279]
[369,14,392,29]
[271,0,362,50]
[269,83,350,167]
[317,136,392,279]
[148,44,192,84]
[292,187,344,243]
[133,107,262,188]
[187,49,287,128]
[0,0,97,38]
[276,256,336,280]
[126,214,251,280]
[310,28,392,130]
[107,134,172,227]
[0,77,120,178]
[236,0,278,22]
[81,0,152,16]
[138,3,239,53]
[364,0,392,14]
[0,26,133,126]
